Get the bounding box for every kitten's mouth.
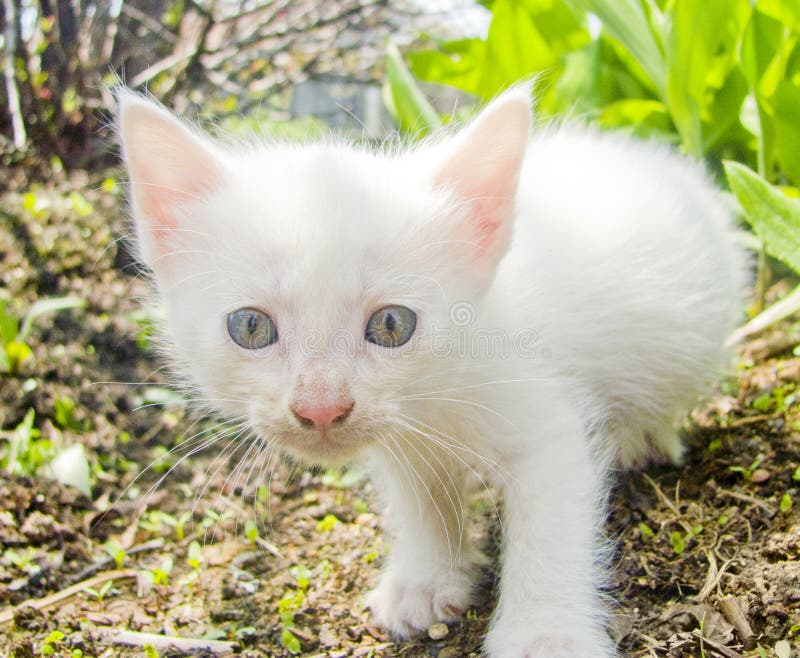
[259,420,372,464]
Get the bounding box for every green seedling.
[780,492,793,514]
[0,296,86,374]
[319,558,332,579]
[729,453,766,481]
[178,540,204,588]
[638,522,655,539]
[1,409,52,476]
[39,629,65,656]
[316,514,341,532]
[144,644,159,658]
[244,519,259,542]
[278,590,305,654]
[103,540,127,569]
[187,540,202,571]
[793,466,800,482]
[280,628,302,654]
[321,467,363,489]
[670,530,686,555]
[149,556,174,586]
[53,396,78,431]
[128,308,157,352]
[671,525,703,555]
[290,565,311,591]
[235,626,256,639]
[83,579,114,602]
[3,547,40,575]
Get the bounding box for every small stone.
[427,623,449,641]
[775,639,791,658]
[319,623,339,648]
[751,468,771,483]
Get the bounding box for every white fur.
[117,86,748,658]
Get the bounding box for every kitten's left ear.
[434,84,531,284]
[116,89,226,273]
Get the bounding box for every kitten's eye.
[227,308,278,349]
[365,305,417,348]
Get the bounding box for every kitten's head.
[117,86,530,464]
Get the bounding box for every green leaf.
[383,43,442,138]
[68,191,93,218]
[664,0,731,157]
[187,540,202,569]
[670,530,686,554]
[757,0,800,33]
[0,299,19,346]
[477,0,588,99]
[53,396,78,430]
[408,39,485,94]
[773,80,800,184]
[739,8,795,103]
[724,160,800,273]
[18,296,86,343]
[780,492,792,514]
[316,514,341,532]
[598,98,671,133]
[280,628,301,654]
[5,341,32,373]
[567,0,666,95]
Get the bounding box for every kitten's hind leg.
[610,414,684,470]
[364,437,478,638]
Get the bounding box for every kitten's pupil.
[247,314,257,336]
[385,312,396,333]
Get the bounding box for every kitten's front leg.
[365,439,478,637]
[486,409,616,658]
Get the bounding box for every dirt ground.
[0,167,798,658]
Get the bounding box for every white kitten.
[117,85,747,658]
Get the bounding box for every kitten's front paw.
[484,622,615,658]
[365,563,475,638]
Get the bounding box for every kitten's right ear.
[116,89,225,271]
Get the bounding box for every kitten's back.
[498,127,748,465]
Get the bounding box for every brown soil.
[0,168,798,658]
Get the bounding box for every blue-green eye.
[227,308,278,349]
[365,305,417,347]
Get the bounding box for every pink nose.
[291,401,354,430]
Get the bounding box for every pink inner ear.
[434,93,530,261]
[119,95,224,255]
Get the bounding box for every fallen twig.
[718,596,754,645]
[691,628,742,658]
[717,489,776,515]
[97,628,237,655]
[0,569,138,630]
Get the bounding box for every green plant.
[83,579,114,602]
[725,161,800,340]
[729,453,766,480]
[0,296,86,374]
[1,409,53,476]
[316,514,341,533]
[39,629,65,655]
[278,589,306,655]
[103,540,127,569]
